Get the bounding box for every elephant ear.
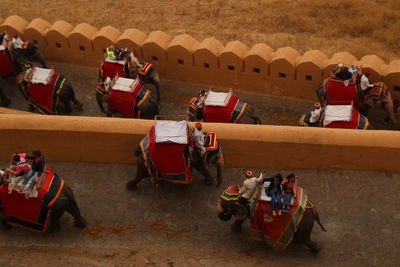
[231,203,247,217]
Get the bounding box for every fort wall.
[2,15,400,101]
[0,114,399,172]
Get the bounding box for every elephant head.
[11,41,47,68]
[216,185,248,222]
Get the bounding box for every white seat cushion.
[30,67,54,85]
[204,90,232,107]
[112,77,139,92]
[323,105,352,126]
[155,120,188,144]
[105,58,125,65]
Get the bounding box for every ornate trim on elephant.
[362,82,390,108]
[27,73,66,114]
[138,126,192,185]
[0,47,17,80]
[0,168,65,232]
[138,62,153,76]
[216,185,327,252]
[250,187,308,250]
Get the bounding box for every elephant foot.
[73,101,83,111]
[306,239,321,253]
[126,180,138,191]
[231,220,243,233]
[74,217,87,228]
[1,98,11,107]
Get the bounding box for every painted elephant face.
[216,199,247,221]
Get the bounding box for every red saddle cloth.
[108,82,149,118]
[0,48,16,79]
[100,61,126,79]
[203,95,247,123]
[251,186,307,250]
[28,73,66,114]
[324,108,369,129]
[0,168,64,232]
[325,78,360,110]
[139,126,192,184]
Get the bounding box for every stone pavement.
[0,161,399,266]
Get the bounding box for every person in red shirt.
[281,173,298,212]
[4,154,31,194]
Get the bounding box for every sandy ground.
[0,162,399,266]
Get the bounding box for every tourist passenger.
[281,173,298,212]
[4,154,31,194]
[20,150,46,194]
[264,174,283,216]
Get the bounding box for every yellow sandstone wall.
[1,15,400,101]
[0,114,399,172]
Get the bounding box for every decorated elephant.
[0,33,47,107]
[0,168,86,232]
[187,91,262,124]
[95,77,159,119]
[316,66,398,128]
[126,122,223,190]
[17,64,83,115]
[99,51,161,102]
[298,102,370,129]
[216,185,327,252]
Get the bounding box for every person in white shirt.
[11,33,24,49]
[193,122,206,157]
[238,170,265,208]
[309,103,322,124]
[360,70,374,91]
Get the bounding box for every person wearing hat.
[238,170,265,209]
[11,33,24,50]
[193,122,206,157]
[264,174,283,216]
[360,70,374,92]
[20,150,46,194]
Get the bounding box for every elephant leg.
[126,155,147,190]
[216,163,222,187]
[305,239,321,253]
[231,218,246,233]
[383,101,398,127]
[194,164,214,185]
[49,209,64,233]
[152,72,161,103]
[0,84,11,107]
[64,186,86,228]
[55,102,65,115]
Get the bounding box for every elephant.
[17,64,83,115]
[0,37,47,107]
[216,185,327,253]
[95,81,159,119]
[298,104,370,129]
[0,178,86,233]
[99,52,161,102]
[187,93,262,124]
[316,72,398,128]
[126,130,224,190]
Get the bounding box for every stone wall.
[0,114,399,172]
[2,15,400,101]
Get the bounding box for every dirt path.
[1,162,399,266]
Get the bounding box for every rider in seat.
[20,150,46,195]
[193,122,206,158]
[4,154,31,194]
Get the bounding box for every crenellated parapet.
[2,15,400,100]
